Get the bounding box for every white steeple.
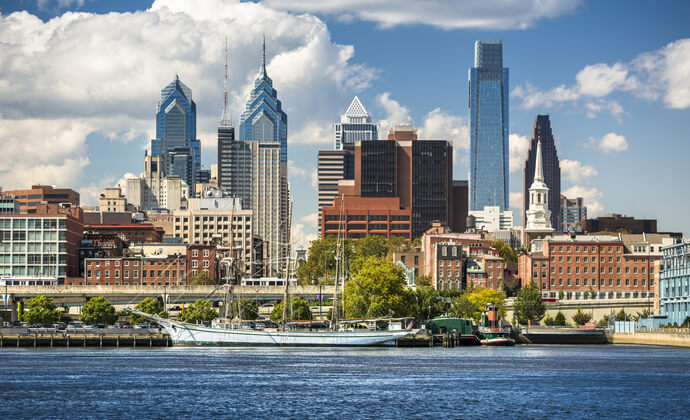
[525,140,554,250]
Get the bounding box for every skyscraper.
[523,115,560,229]
[469,40,509,211]
[238,38,288,165]
[151,75,201,195]
[334,96,378,150]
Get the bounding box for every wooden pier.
[0,329,171,348]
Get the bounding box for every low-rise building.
[80,254,188,286]
[3,185,80,214]
[468,206,514,231]
[659,241,690,325]
[321,196,412,240]
[99,187,134,213]
[84,223,164,245]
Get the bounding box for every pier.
[0,328,171,348]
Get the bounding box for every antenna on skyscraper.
[220,36,232,127]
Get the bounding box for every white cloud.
[292,212,319,249]
[509,192,523,209]
[310,169,318,189]
[585,99,625,122]
[418,108,469,162]
[512,38,690,112]
[509,133,530,173]
[288,160,309,178]
[587,132,628,153]
[560,159,598,184]
[263,0,582,30]
[0,0,376,192]
[375,92,412,134]
[563,185,603,217]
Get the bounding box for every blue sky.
[0,0,688,245]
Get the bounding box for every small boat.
[124,307,412,347]
[478,327,516,346]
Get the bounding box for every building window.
[105,271,109,279]
[203,261,209,268]
[115,270,119,278]
[203,249,210,257]
[192,250,199,257]
[87,270,91,278]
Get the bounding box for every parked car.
[122,323,133,329]
[12,321,27,328]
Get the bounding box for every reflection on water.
[1,345,689,418]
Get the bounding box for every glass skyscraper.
[469,40,509,211]
[238,41,288,165]
[334,96,378,150]
[152,75,201,195]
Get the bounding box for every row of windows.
[547,266,649,275]
[540,277,651,287]
[550,245,621,253]
[87,269,190,279]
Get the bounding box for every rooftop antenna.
[220,36,233,127]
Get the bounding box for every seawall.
[608,332,690,348]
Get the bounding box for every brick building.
[186,244,216,281]
[84,223,164,245]
[2,185,80,214]
[322,196,412,240]
[79,255,187,286]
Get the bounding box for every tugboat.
[478,304,515,346]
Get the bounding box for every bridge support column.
[10,297,17,323]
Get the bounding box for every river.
[1,345,688,418]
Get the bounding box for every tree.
[23,295,61,326]
[231,299,259,320]
[295,236,341,285]
[415,275,432,287]
[343,257,412,319]
[187,270,215,285]
[413,286,444,321]
[513,281,546,325]
[270,297,312,322]
[597,313,612,327]
[571,306,592,326]
[681,316,690,328]
[450,295,479,320]
[80,297,118,325]
[615,308,630,321]
[491,240,517,263]
[553,311,567,326]
[632,308,652,321]
[543,312,555,326]
[466,288,506,323]
[130,297,167,324]
[181,300,218,323]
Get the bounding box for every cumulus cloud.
[512,38,690,113]
[563,185,603,217]
[375,92,412,133]
[585,132,628,153]
[585,99,625,122]
[509,133,530,173]
[263,0,582,30]
[560,159,598,184]
[509,192,523,209]
[292,212,319,249]
[418,108,469,162]
[0,0,376,192]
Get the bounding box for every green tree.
[553,311,567,326]
[17,301,24,321]
[491,240,517,263]
[543,312,555,326]
[343,257,412,319]
[413,286,444,321]
[231,299,259,320]
[80,297,118,325]
[597,313,612,327]
[681,316,690,328]
[467,288,506,323]
[514,281,546,325]
[131,297,167,324]
[571,306,592,326]
[449,295,479,320]
[295,236,341,285]
[181,300,218,323]
[270,297,312,322]
[415,275,432,287]
[23,295,61,326]
[187,270,215,285]
[615,308,630,321]
[632,308,652,321]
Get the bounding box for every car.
[135,323,148,329]
[122,323,133,329]
[94,323,106,328]
[12,321,27,328]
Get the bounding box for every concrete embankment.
[607,331,690,348]
[0,328,171,348]
[517,328,608,345]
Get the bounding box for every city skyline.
[0,0,689,246]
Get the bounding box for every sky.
[0,0,689,247]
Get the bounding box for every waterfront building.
[524,140,554,249]
[560,195,587,232]
[659,241,690,325]
[151,75,201,194]
[126,153,188,211]
[523,115,560,229]
[518,233,675,300]
[317,146,355,235]
[421,224,492,278]
[83,255,187,286]
[468,206,514,231]
[238,39,288,165]
[0,204,84,279]
[469,40,509,211]
[334,96,378,150]
[172,196,254,276]
[433,242,465,291]
[2,185,79,214]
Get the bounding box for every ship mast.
[281,201,293,331]
[330,194,345,327]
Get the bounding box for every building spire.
[260,34,267,77]
[534,139,544,182]
[220,36,232,127]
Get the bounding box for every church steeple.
[534,139,544,182]
[525,139,554,251]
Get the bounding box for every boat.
[428,316,480,345]
[478,304,516,346]
[123,307,412,346]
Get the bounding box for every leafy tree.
[413,286,445,321]
[131,297,167,324]
[23,295,61,325]
[543,312,555,326]
[514,281,546,325]
[632,308,652,321]
[412,237,422,248]
[682,316,690,328]
[343,256,412,319]
[553,311,567,326]
[80,297,118,325]
[615,309,630,321]
[181,300,218,323]
[450,295,479,320]
[571,306,592,326]
[491,240,517,263]
[467,288,506,323]
[187,270,215,285]
[231,299,259,320]
[415,275,432,287]
[270,297,312,322]
[558,288,565,300]
[17,301,24,322]
[597,314,612,327]
[296,236,341,285]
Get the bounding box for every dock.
[0,328,171,348]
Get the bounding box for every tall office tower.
[216,38,243,200]
[151,75,201,195]
[560,195,587,232]
[469,40,509,211]
[238,39,288,165]
[317,146,355,234]
[334,96,378,150]
[523,115,560,229]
